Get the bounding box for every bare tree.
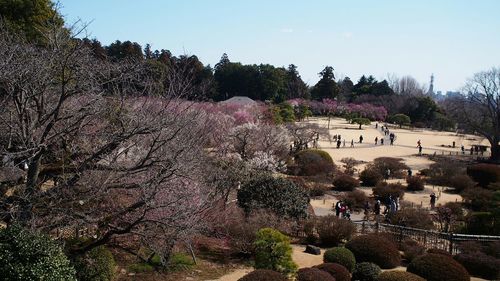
[444,67,500,162]
[386,74,426,96]
[0,25,223,264]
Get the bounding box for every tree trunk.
[490,140,500,163]
[18,147,45,224]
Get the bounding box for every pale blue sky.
[59,0,500,92]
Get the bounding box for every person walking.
[385,168,391,180]
[335,200,342,217]
[375,123,378,129]
[430,193,437,209]
[363,201,370,220]
[418,145,423,155]
[407,168,413,177]
[417,139,421,147]
[461,145,465,154]
[380,138,384,145]
[351,139,354,147]
[336,139,341,149]
[359,135,364,143]
[375,137,378,145]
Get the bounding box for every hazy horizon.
[59,0,500,93]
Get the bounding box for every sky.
[58,0,500,92]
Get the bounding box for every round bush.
[74,246,116,281]
[0,225,76,281]
[254,228,297,276]
[333,173,359,191]
[314,263,350,281]
[467,163,500,189]
[238,269,288,281]
[407,253,470,281]
[352,262,381,281]
[376,271,425,281]
[454,252,500,280]
[323,247,356,272]
[372,182,405,202]
[237,174,310,219]
[403,245,425,263]
[316,215,356,247]
[346,234,401,269]
[360,165,383,186]
[406,176,425,191]
[426,248,451,257]
[297,267,335,281]
[295,149,335,176]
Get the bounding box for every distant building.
[427,74,435,97]
[219,96,257,106]
[445,91,461,98]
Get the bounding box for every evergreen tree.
[311,66,340,100]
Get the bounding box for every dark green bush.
[407,253,470,281]
[297,268,335,281]
[376,271,425,281]
[314,263,350,281]
[237,174,310,219]
[346,234,401,269]
[294,149,335,176]
[323,247,356,272]
[316,215,356,247]
[461,187,494,211]
[467,163,500,188]
[406,176,425,191]
[352,262,381,281]
[372,182,405,202]
[360,164,383,186]
[73,246,115,281]
[462,211,499,235]
[425,161,466,186]
[454,252,500,280]
[254,228,297,276]
[238,269,288,281]
[0,225,76,281]
[333,173,359,191]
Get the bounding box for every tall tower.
[427,74,435,96]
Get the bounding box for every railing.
[352,220,500,254]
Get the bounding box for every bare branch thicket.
[0,25,223,263]
[443,67,500,162]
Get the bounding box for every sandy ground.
[311,117,489,171]
[213,118,487,281]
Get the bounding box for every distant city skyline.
[59,0,500,92]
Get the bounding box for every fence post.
[448,233,454,254]
[399,226,404,246]
[423,231,427,247]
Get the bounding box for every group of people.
[334,200,351,220]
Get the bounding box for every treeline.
[0,0,454,129]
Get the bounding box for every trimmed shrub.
[376,271,425,281]
[352,262,381,281]
[373,157,408,178]
[297,268,335,281]
[237,174,310,219]
[323,247,356,272]
[338,190,369,211]
[406,176,425,191]
[238,269,288,281]
[0,225,76,281]
[425,161,466,186]
[360,164,383,186]
[333,173,359,191]
[454,252,500,280]
[314,263,350,281]
[407,253,470,281]
[316,215,356,247]
[403,244,425,263]
[389,207,433,229]
[372,182,405,202]
[294,149,335,176]
[73,246,115,281]
[467,163,500,189]
[426,248,451,257]
[461,187,494,211]
[448,174,476,193]
[254,228,297,276]
[346,234,401,269]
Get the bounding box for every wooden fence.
[352,220,500,254]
